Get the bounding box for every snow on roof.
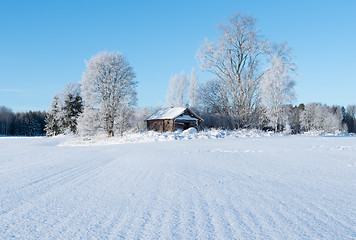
[175,115,198,121]
[145,107,188,120]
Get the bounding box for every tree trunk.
[108,129,114,137]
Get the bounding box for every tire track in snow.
[38,155,135,239]
[0,158,110,216]
[0,149,122,239]
[1,137,355,239]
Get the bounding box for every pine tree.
[45,95,63,136]
[62,84,83,134]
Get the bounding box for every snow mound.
[60,129,276,146]
[59,129,356,147]
[182,127,198,135]
[302,130,350,136]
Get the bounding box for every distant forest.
[0,106,46,136]
[0,103,356,137]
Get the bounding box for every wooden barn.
[145,107,203,132]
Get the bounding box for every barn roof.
[145,107,203,121]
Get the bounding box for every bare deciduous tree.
[197,12,268,128]
[166,71,188,107]
[188,68,199,109]
[260,43,296,132]
[199,79,230,116]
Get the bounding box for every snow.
[59,129,274,146]
[0,133,355,239]
[176,115,198,121]
[145,107,188,120]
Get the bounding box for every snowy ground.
[0,132,355,239]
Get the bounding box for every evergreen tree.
[45,83,83,136]
[62,83,83,134]
[9,111,46,136]
[0,106,13,135]
[45,95,63,136]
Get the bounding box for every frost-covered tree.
[199,79,230,116]
[45,95,63,136]
[77,106,101,136]
[115,103,135,136]
[197,12,268,128]
[131,107,154,131]
[198,79,237,129]
[45,83,83,136]
[260,43,296,132]
[188,68,199,109]
[279,104,294,134]
[299,103,342,132]
[166,71,188,107]
[79,51,137,137]
[62,83,83,134]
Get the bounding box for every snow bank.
[302,130,351,136]
[59,128,355,147]
[60,128,276,146]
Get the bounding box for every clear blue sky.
[0,0,355,112]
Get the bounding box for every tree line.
[0,106,46,136]
[164,69,356,134]
[1,12,355,137]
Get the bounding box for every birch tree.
[260,43,296,132]
[188,68,199,109]
[79,51,137,137]
[166,71,188,107]
[197,12,268,128]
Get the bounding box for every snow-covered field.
[0,132,355,239]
